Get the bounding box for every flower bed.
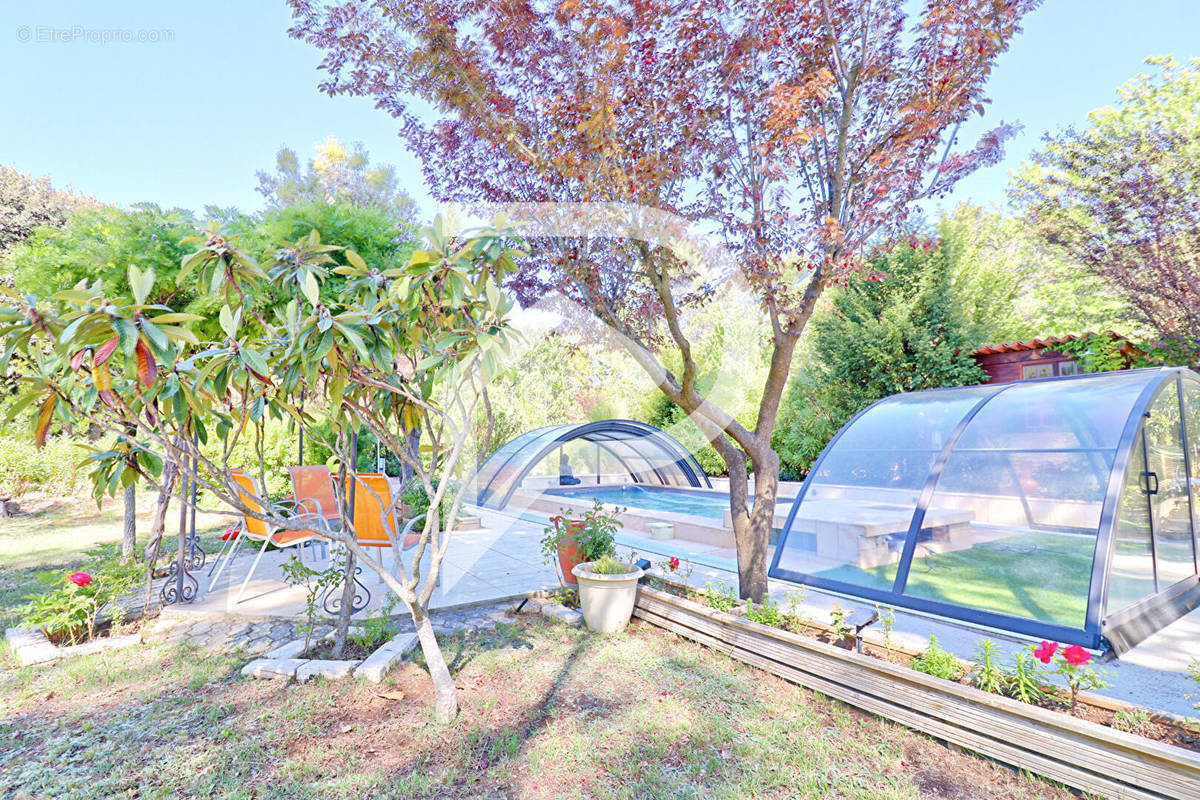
[633,579,1200,800]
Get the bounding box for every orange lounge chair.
[208,470,329,604]
[350,473,424,577]
[288,465,343,527]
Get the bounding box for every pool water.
[544,484,735,520]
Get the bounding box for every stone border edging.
[4,626,143,666]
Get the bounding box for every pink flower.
[69,572,93,588]
[1062,644,1091,666]
[1033,640,1058,664]
[667,557,680,571]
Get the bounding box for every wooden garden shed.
[970,331,1136,383]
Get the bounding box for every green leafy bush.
[746,593,784,627]
[540,500,620,565]
[1008,650,1046,704]
[912,636,964,682]
[21,544,142,644]
[0,435,87,496]
[970,639,1008,694]
[704,582,738,613]
[588,555,635,575]
[829,602,854,640]
[400,478,459,527]
[773,238,989,476]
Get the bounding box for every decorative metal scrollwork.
[160,558,199,604]
[184,534,207,572]
[322,565,371,616]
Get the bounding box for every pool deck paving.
[164,502,1200,718]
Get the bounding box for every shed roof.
[970,330,1132,357]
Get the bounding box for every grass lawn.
[1,617,1078,800]
[1,496,1078,799]
[0,492,234,630]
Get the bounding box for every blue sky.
[1,1,1197,220]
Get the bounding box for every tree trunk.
[329,546,357,659]
[413,604,457,722]
[121,483,137,558]
[400,428,421,483]
[142,462,178,613]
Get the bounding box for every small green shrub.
[589,555,634,575]
[1008,649,1046,704]
[784,589,810,629]
[829,602,854,640]
[1112,708,1156,737]
[970,639,1008,694]
[746,594,784,627]
[20,544,142,644]
[912,636,964,682]
[876,604,896,652]
[704,582,738,613]
[540,501,621,566]
[400,477,459,528]
[0,435,87,496]
[280,552,345,653]
[351,594,400,651]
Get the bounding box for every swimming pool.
[544,484,736,520]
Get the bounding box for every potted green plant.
[572,554,645,633]
[540,500,621,587]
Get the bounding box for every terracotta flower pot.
[555,518,585,587]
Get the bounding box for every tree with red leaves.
[289,0,1036,600]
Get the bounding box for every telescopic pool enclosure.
[470,419,710,509]
[770,367,1200,653]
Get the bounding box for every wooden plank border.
[633,585,1200,800]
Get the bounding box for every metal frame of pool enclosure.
[770,367,1200,654]
[471,419,711,509]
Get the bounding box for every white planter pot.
[572,561,645,633]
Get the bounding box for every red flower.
[1033,640,1058,664]
[69,572,93,588]
[667,557,680,571]
[221,526,240,541]
[1062,644,1091,666]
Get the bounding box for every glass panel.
[1108,435,1158,611]
[1183,380,1200,558]
[1145,383,1195,587]
[472,425,570,504]
[775,386,997,592]
[899,372,1150,628]
[954,370,1150,451]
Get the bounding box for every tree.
[0,164,96,257]
[938,203,1140,341]
[256,136,417,224]
[0,217,520,723]
[290,0,1035,599]
[774,236,986,476]
[4,203,199,556]
[6,204,200,309]
[1011,56,1200,358]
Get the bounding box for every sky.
[1,1,1197,221]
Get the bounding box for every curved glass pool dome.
[769,367,1200,653]
[471,420,710,509]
